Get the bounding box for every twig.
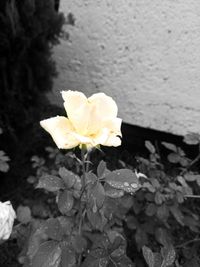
[176,238,200,248]
[187,154,200,170]
[184,195,200,199]
[181,153,200,175]
[77,148,87,267]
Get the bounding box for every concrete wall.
[49,0,200,136]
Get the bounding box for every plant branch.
[187,154,200,170]
[184,195,200,199]
[181,153,200,175]
[81,148,87,191]
[176,238,200,248]
[77,147,88,266]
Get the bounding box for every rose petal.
[92,128,110,146]
[40,116,79,149]
[103,118,122,136]
[0,201,16,240]
[102,134,122,147]
[61,91,90,134]
[91,127,121,147]
[86,93,118,135]
[70,132,92,145]
[88,93,118,120]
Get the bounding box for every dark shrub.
[0,0,64,145]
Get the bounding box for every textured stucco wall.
[49,0,200,136]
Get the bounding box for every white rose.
[40,91,122,149]
[0,201,16,241]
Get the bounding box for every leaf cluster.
[131,135,200,266]
[16,149,141,267]
[15,133,200,266]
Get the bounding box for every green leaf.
[145,203,157,216]
[36,175,64,192]
[167,153,180,164]
[88,182,105,212]
[107,230,126,248]
[196,176,200,187]
[183,258,199,267]
[179,157,189,167]
[153,253,163,267]
[132,198,142,214]
[169,205,184,226]
[156,205,169,221]
[176,191,184,203]
[142,246,155,267]
[184,133,200,145]
[177,176,189,187]
[0,161,9,172]
[82,256,109,267]
[59,167,77,188]
[97,160,107,178]
[110,255,134,267]
[183,215,199,232]
[31,241,61,267]
[155,228,171,247]
[145,141,156,154]
[83,231,132,267]
[73,175,82,191]
[154,191,164,205]
[102,197,119,220]
[126,216,138,230]
[0,151,10,172]
[161,246,176,267]
[85,172,98,184]
[44,218,63,241]
[72,234,87,253]
[184,173,200,182]
[81,236,108,267]
[105,169,140,193]
[60,242,76,267]
[25,221,49,262]
[104,183,124,198]
[142,182,156,193]
[87,209,107,231]
[177,147,186,157]
[151,178,161,189]
[145,193,155,202]
[119,194,133,210]
[58,190,74,214]
[135,228,148,249]
[162,142,177,152]
[57,216,73,236]
[17,206,32,224]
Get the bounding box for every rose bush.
[0,201,16,241]
[40,91,122,149]
[11,91,141,266]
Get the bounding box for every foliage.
[131,134,200,266]
[15,147,140,266]
[10,133,200,266]
[0,128,10,173]
[0,0,64,144]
